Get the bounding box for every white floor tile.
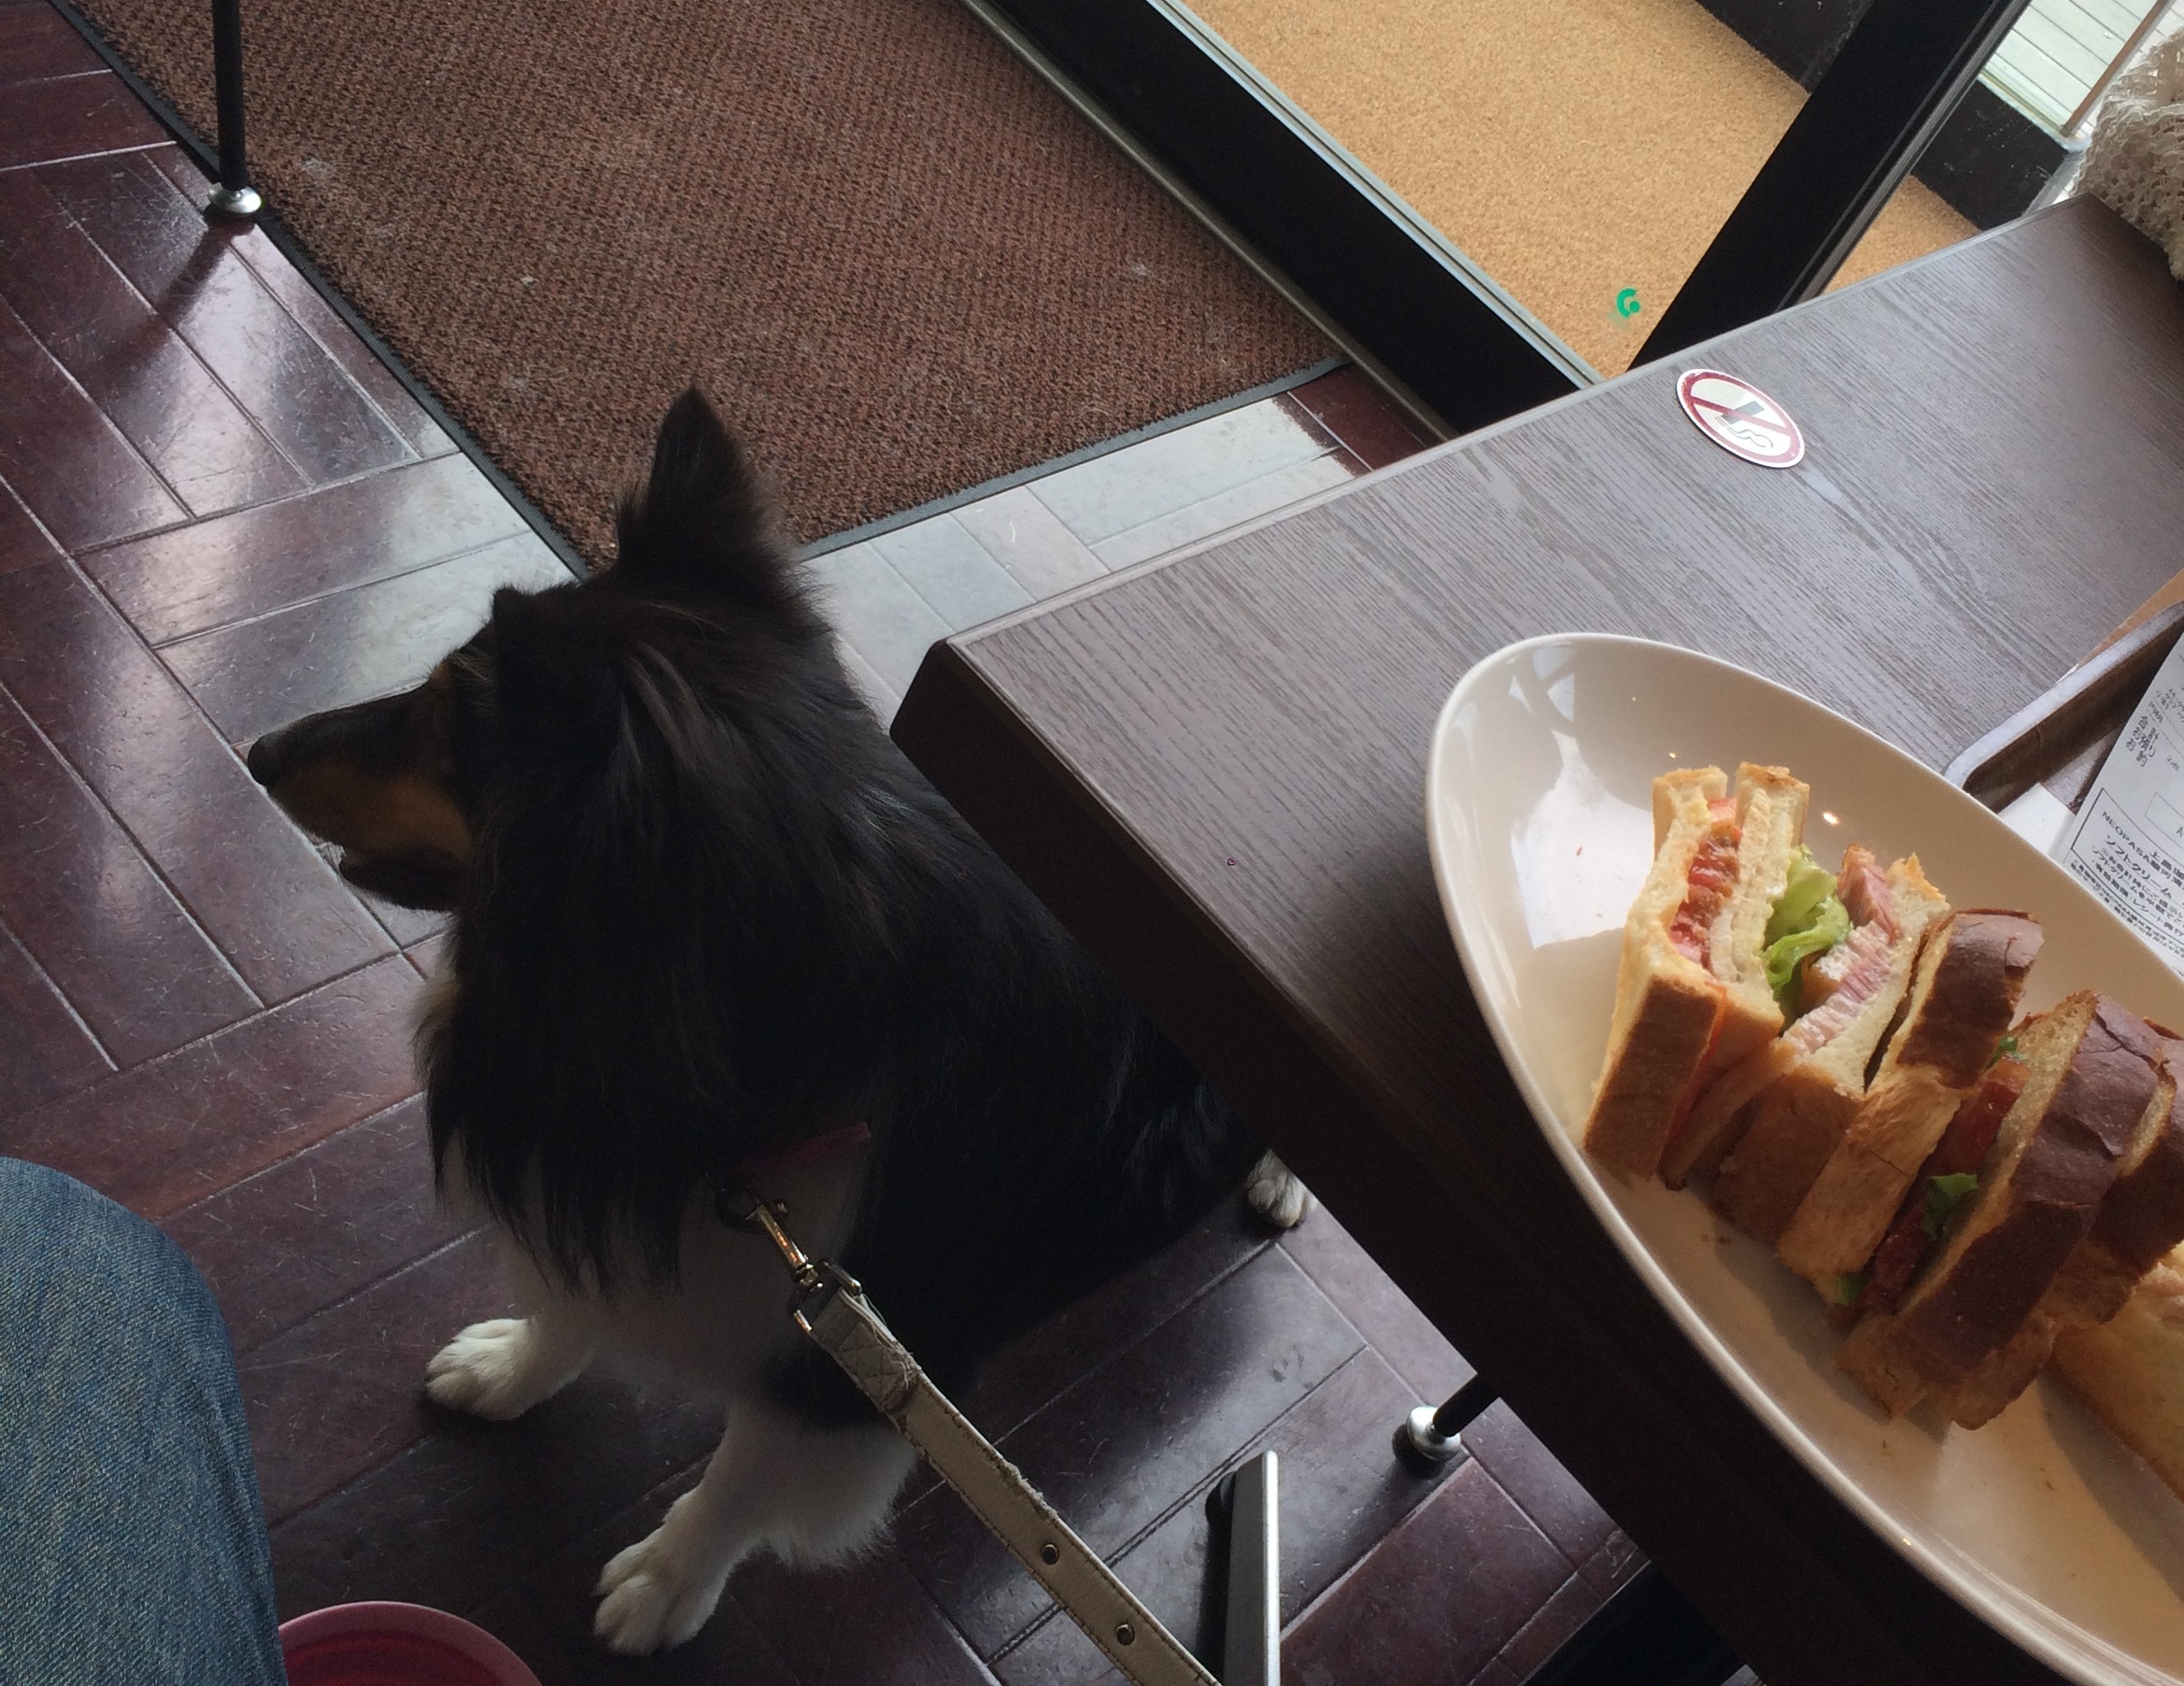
[835,637,901,727]
[872,514,1032,630]
[1090,454,1354,572]
[1031,400,1331,545]
[804,392,1360,693]
[802,542,952,698]
[952,486,1105,602]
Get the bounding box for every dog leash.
[714,1182,1220,1686]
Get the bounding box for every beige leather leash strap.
[718,1186,1217,1686]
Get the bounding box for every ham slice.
[1787,919,1896,1053]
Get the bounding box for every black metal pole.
[206,0,261,219]
[1429,1372,1498,1439]
[1635,0,2035,365]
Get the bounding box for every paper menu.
[2056,631,2184,975]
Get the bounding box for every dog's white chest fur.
[428,1143,914,1654]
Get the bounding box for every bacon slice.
[1833,845,1894,939]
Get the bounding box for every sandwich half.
[1581,763,1808,1179]
[1836,993,2165,1418]
[2045,1029,2184,1327]
[1658,834,1847,1186]
[1775,910,2043,1296]
[2050,1244,2184,1502]
[1926,1029,2184,1428]
[1709,851,1950,1242]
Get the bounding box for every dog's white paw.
[424,1319,574,1421]
[593,1501,731,1654]
[1245,1151,1313,1229]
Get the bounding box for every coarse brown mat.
[71,0,1329,555]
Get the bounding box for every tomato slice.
[1857,1056,2027,1315]
[1667,804,1740,964]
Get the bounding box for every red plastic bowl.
[279,1602,541,1686]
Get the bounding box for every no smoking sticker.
[1676,369,1804,468]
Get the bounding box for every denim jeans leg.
[0,1157,284,1686]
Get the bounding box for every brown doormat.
[72,0,1329,555]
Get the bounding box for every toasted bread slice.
[1933,1036,2184,1428]
[1928,1310,2060,1430]
[1582,768,1731,1178]
[2050,1248,2184,1504]
[1935,1056,2177,1426]
[2047,1032,2184,1326]
[1837,994,2162,1416]
[1586,766,1807,1179]
[1661,1038,1796,1189]
[1713,856,1950,1244]
[1777,910,2043,1293]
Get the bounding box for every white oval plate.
[1426,633,2184,1685]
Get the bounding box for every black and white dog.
[248,390,1307,1652]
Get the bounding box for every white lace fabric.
[2084,35,2184,280]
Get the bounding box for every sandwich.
[2049,1243,2184,1502]
[1704,850,1951,1241]
[2045,1028,2184,1326]
[1836,993,2168,1420]
[1773,909,2044,1296]
[1582,756,2184,1462]
[1581,763,1808,1180]
[1921,1027,2184,1427]
[1654,837,1852,1186]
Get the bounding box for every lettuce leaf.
[1922,1171,1979,1240]
[1766,847,1835,944]
[1763,848,1851,1013]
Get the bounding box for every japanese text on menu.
[2062,637,2184,972]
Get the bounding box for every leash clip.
[712,1179,860,1311]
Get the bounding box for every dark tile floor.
[0,7,1641,1679]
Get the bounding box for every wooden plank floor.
[0,5,1641,1678]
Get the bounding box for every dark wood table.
[892,196,2184,1686]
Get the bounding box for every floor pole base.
[206,183,262,220]
[1396,1403,1472,1468]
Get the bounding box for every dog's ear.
[613,388,793,604]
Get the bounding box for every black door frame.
[1640,0,2040,361]
[978,0,2039,432]
[960,0,1593,437]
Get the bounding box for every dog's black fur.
[249,390,1260,1421]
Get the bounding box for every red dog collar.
[735,1121,872,1180]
